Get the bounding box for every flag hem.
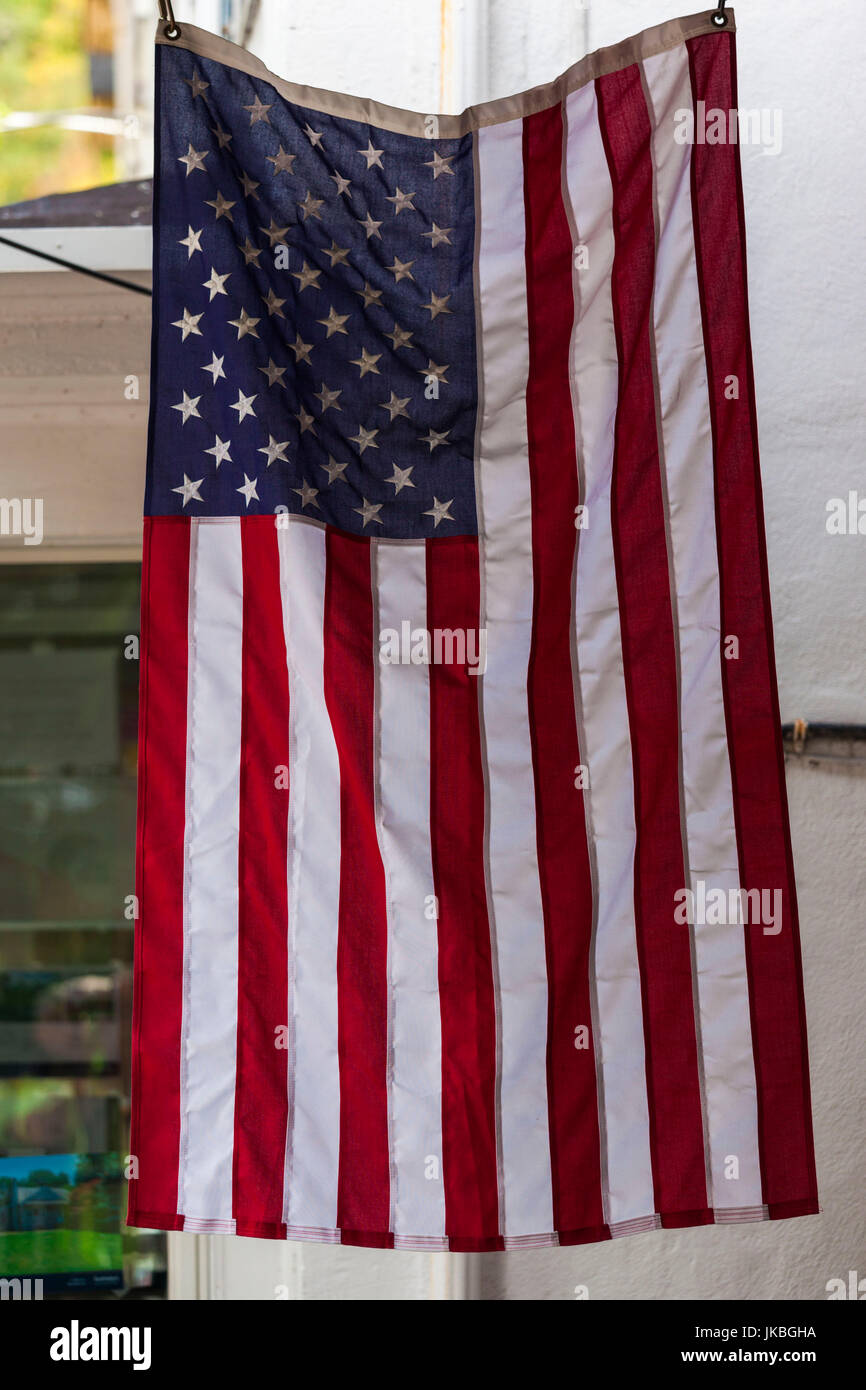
[127,1199,820,1252]
[155,9,736,140]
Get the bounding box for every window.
[0,563,165,1299]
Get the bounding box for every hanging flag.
[129,8,819,1251]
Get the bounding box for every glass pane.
[0,564,166,1298]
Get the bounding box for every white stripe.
[374,542,445,1239]
[643,46,762,1210]
[563,83,655,1225]
[475,119,554,1238]
[277,519,341,1230]
[178,518,243,1220]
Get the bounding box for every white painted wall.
[160,0,865,1299]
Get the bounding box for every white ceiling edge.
[0,225,152,275]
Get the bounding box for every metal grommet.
[158,3,181,39]
[711,12,729,26]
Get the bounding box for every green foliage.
[0,1226,122,1275]
[19,1168,71,1186]
[0,0,117,205]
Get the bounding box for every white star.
[354,497,383,527]
[230,390,257,422]
[303,123,324,146]
[179,225,203,258]
[258,435,291,466]
[317,306,350,338]
[237,474,260,506]
[351,425,379,454]
[258,358,287,387]
[350,347,381,377]
[421,358,449,384]
[239,171,260,199]
[321,456,349,485]
[173,474,204,505]
[424,496,455,527]
[386,187,416,214]
[290,334,314,364]
[261,219,291,246]
[424,149,455,178]
[228,307,260,339]
[424,290,452,319]
[292,261,321,293]
[356,282,384,309]
[293,480,320,509]
[421,427,450,451]
[172,308,203,341]
[211,123,232,148]
[202,352,226,384]
[387,255,415,282]
[172,390,201,423]
[202,266,230,300]
[205,190,236,221]
[238,237,262,266]
[298,190,325,221]
[423,222,453,248]
[380,392,410,421]
[359,212,382,240]
[385,322,413,351]
[262,288,286,317]
[324,240,350,267]
[205,435,232,468]
[358,139,384,169]
[183,70,209,99]
[386,463,414,493]
[330,169,352,195]
[296,406,316,435]
[314,382,342,413]
[267,145,297,175]
[178,143,208,176]
[243,94,272,124]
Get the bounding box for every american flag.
[129,9,818,1251]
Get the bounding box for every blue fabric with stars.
[146,42,479,538]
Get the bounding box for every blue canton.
[146,44,479,538]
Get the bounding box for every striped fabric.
[129,10,819,1251]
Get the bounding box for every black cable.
[0,232,152,297]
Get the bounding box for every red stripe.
[426,535,502,1251]
[595,65,709,1220]
[232,517,290,1235]
[128,516,190,1230]
[522,105,606,1240]
[687,32,818,1214]
[322,529,392,1244]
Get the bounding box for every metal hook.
[711,1,729,27]
[157,0,181,40]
